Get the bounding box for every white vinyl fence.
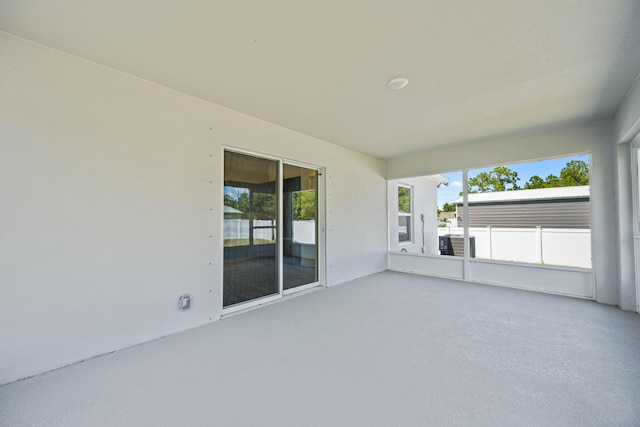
[291,220,316,244]
[438,227,591,268]
[224,220,316,244]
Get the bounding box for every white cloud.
[450,181,462,187]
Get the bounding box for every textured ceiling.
[1,0,639,159]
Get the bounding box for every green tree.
[544,174,562,188]
[468,166,520,193]
[224,189,250,219]
[442,202,457,212]
[523,175,546,189]
[524,174,561,189]
[560,160,589,186]
[398,187,411,213]
[293,191,316,220]
[253,192,276,220]
[224,193,235,207]
[523,160,589,189]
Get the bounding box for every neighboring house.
[438,211,456,227]
[454,186,590,228]
[438,186,592,268]
[223,205,243,219]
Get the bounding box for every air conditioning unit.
[439,234,475,257]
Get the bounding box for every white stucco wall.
[388,177,440,255]
[615,144,636,311]
[614,73,640,144]
[386,121,621,307]
[0,33,387,385]
[613,73,640,312]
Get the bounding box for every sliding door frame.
[282,158,326,296]
[221,147,326,315]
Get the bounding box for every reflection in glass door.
[283,164,318,290]
[223,151,279,307]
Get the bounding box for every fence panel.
[437,226,590,267]
[224,220,315,243]
[488,228,539,263]
[541,229,591,268]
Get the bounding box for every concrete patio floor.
[1,271,639,426]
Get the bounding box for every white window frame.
[398,184,413,245]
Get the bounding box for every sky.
[437,154,589,208]
[224,186,248,200]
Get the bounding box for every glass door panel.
[283,164,318,290]
[223,151,279,307]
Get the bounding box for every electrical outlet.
[179,295,191,310]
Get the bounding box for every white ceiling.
[1,1,639,159]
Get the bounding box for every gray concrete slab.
[1,271,639,426]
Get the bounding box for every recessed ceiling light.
[388,77,409,90]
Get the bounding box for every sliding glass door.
[223,151,279,307]
[223,151,322,309]
[283,164,318,291]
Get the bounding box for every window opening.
[466,155,591,267]
[389,155,591,269]
[398,185,412,243]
